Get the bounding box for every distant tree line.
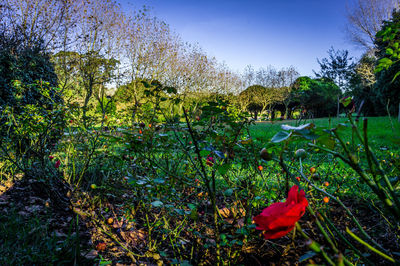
[1,0,400,124]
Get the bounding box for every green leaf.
[136,180,147,185]
[153,178,165,184]
[281,123,314,131]
[214,150,225,158]
[378,57,393,68]
[317,134,335,150]
[141,81,151,88]
[335,123,348,132]
[223,188,233,197]
[299,251,317,262]
[271,131,291,143]
[151,201,164,207]
[166,86,177,94]
[218,164,231,175]
[190,209,199,221]
[391,71,400,83]
[200,150,209,157]
[294,129,320,140]
[187,203,197,210]
[340,96,352,107]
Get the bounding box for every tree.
[0,13,64,161]
[71,0,123,125]
[78,51,119,123]
[374,9,400,121]
[238,85,282,119]
[0,14,59,108]
[292,77,340,118]
[239,85,265,119]
[314,47,355,117]
[348,52,378,115]
[345,0,400,50]
[1,0,75,51]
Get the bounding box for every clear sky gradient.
[120,0,364,76]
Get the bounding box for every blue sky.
[120,0,364,76]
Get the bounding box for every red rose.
[253,185,308,239]
[55,160,61,168]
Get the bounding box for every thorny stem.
[332,127,400,219]
[347,116,400,218]
[362,118,378,182]
[296,163,389,254]
[320,212,374,265]
[306,206,354,266]
[346,227,396,263]
[182,108,221,264]
[295,223,336,266]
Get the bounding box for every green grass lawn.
[250,116,400,150]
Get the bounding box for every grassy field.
[250,116,400,150]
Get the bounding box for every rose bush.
[253,185,308,239]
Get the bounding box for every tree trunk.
[131,102,138,128]
[337,95,340,118]
[284,105,289,119]
[271,110,275,120]
[398,102,400,123]
[83,85,92,128]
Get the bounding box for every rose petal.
[263,225,295,239]
[287,185,299,204]
[253,185,308,239]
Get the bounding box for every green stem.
[362,118,378,182]
[332,129,398,218]
[348,116,400,218]
[307,206,354,266]
[295,223,336,266]
[346,227,395,263]
[307,207,337,252]
[320,212,374,265]
[298,168,389,254]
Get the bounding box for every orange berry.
[139,129,142,134]
[258,165,263,171]
[310,167,316,174]
[189,141,192,145]
[296,176,301,181]
[148,124,152,128]
[323,197,329,203]
[96,242,107,252]
[324,181,329,187]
